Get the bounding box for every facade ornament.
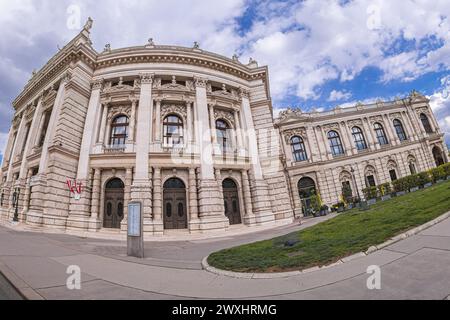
[239,87,250,100]
[248,57,258,68]
[147,38,155,46]
[83,17,93,32]
[278,107,303,121]
[322,122,340,132]
[283,128,307,143]
[160,104,188,121]
[347,119,363,127]
[193,41,200,49]
[61,70,73,83]
[103,43,111,53]
[214,109,235,128]
[369,115,384,124]
[152,78,162,89]
[133,78,141,89]
[185,80,195,91]
[194,77,208,89]
[232,54,240,63]
[140,73,154,84]
[91,78,104,91]
[388,112,402,120]
[107,105,132,121]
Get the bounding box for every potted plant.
[319,205,329,216]
[337,201,345,212]
[363,186,378,205]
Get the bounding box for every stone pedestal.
[131,182,153,233]
[197,179,229,232]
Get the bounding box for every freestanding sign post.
[127,202,144,258]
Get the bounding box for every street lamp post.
[350,168,361,202]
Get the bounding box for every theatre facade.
[0,19,448,236]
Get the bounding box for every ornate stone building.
[0,19,447,236]
[0,19,293,236]
[276,94,448,217]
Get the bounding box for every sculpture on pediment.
[160,76,188,91]
[278,107,303,121]
[193,42,200,49]
[83,17,93,32]
[103,77,134,93]
[103,43,111,53]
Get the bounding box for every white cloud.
[328,90,352,102]
[428,76,450,144]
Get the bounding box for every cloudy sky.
[1,0,450,160]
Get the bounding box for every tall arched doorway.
[163,178,187,230]
[432,146,445,167]
[298,177,317,216]
[222,179,242,225]
[103,178,125,229]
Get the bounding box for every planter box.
[367,199,377,206]
[348,204,354,209]
[410,186,419,192]
[396,191,407,196]
[359,201,369,211]
[436,179,445,184]
[381,195,391,201]
[337,207,344,213]
[424,182,433,188]
[447,176,450,180]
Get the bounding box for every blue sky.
[0,0,449,163]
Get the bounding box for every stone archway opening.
[163,178,187,230]
[298,177,317,216]
[432,146,445,167]
[222,178,242,225]
[103,178,125,229]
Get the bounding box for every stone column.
[240,88,275,225]
[1,127,14,169]
[194,78,228,231]
[209,103,219,155]
[188,168,200,232]
[401,111,416,141]
[234,110,244,156]
[339,122,353,156]
[128,99,137,142]
[131,73,154,233]
[154,99,162,148]
[97,103,108,144]
[88,168,101,231]
[241,169,256,225]
[362,118,376,150]
[152,167,163,235]
[20,168,33,222]
[6,114,26,183]
[120,168,133,232]
[38,75,68,174]
[313,126,326,161]
[320,127,334,160]
[383,114,397,145]
[186,101,193,151]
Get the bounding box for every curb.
[0,262,44,300]
[202,210,450,279]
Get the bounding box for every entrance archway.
[163,178,187,230]
[298,177,317,216]
[432,146,445,167]
[103,178,125,229]
[222,179,242,225]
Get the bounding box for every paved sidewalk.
[0,214,449,300]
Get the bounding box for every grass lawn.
[208,180,450,273]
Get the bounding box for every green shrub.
[417,172,431,186]
[393,178,407,192]
[342,183,353,203]
[442,163,450,176]
[377,182,392,196]
[429,167,446,182]
[363,186,378,199]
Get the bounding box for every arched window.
[374,123,389,145]
[216,119,231,153]
[420,113,433,134]
[351,127,367,151]
[163,115,184,146]
[393,119,407,141]
[290,136,308,162]
[110,115,129,146]
[106,178,125,189]
[409,162,417,175]
[328,131,344,156]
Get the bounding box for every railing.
[103,145,126,153]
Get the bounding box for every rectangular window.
[366,175,376,187]
[38,109,52,147]
[389,170,398,182]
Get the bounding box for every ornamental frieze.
[415,106,430,116]
[278,108,303,121]
[347,119,363,127]
[388,112,402,120]
[214,109,235,127]
[322,122,340,131]
[160,104,187,121]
